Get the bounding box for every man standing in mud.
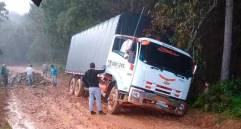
[0,64,9,87]
[25,64,33,86]
[84,62,105,115]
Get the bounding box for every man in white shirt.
[25,64,33,86]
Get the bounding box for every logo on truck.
[108,60,125,69]
[159,74,176,82]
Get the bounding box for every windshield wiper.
[150,66,163,71]
[174,72,192,79]
[175,74,185,79]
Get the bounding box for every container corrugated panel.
[65,12,151,74]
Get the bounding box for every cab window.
[112,37,137,63]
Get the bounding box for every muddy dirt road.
[4,66,241,129]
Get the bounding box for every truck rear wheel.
[74,79,85,97]
[108,86,120,114]
[69,77,76,95]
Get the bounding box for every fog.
[0,12,53,65]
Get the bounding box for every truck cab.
[104,35,195,115]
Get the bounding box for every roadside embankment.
[0,88,11,129]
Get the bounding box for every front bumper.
[128,87,187,115]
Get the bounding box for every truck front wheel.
[74,79,85,97]
[175,103,188,116]
[108,86,120,114]
[69,77,76,95]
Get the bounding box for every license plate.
[145,93,155,100]
[155,95,161,100]
[156,101,168,108]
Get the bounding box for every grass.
[193,78,241,118]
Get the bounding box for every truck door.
[107,37,137,92]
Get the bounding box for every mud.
[0,87,11,129]
[8,72,51,86]
[7,90,35,129]
[2,66,241,129]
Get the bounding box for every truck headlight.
[130,87,144,99]
[179,104,185,110]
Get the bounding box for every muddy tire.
[175,103,188,116]
[107,86,120,114]
[74,79,85,97]
[103,82,114,102]
[69,78,76,95]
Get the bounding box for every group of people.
[41,64,58,87]
[1,62,106,115]
[26,64,58,87]
[0,64,58,87]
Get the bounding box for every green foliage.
[150,0,216,50]
[194,79,241,118]
[27,0,155,64]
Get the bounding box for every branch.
[186,0,217,52]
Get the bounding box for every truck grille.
[145,81,181,98]
[155,84,172,95]
[155,88,171,95]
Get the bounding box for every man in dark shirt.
[84,62,105,115]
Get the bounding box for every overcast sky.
[0,0,31,15]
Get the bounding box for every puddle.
[6,91,36,129]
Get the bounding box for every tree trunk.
[221,0,233,80]
[130,0,134,12]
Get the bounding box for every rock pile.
[9,72,51,86]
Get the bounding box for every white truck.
[65,12,196,115]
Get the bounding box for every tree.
[0,2,8,22]
[0,2,8,55]
[26,0,156,63]
[221,0,233,80]
[150,0,217,51]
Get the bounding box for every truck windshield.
[140,43,193,78]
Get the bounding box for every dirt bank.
[0,88,11,129]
